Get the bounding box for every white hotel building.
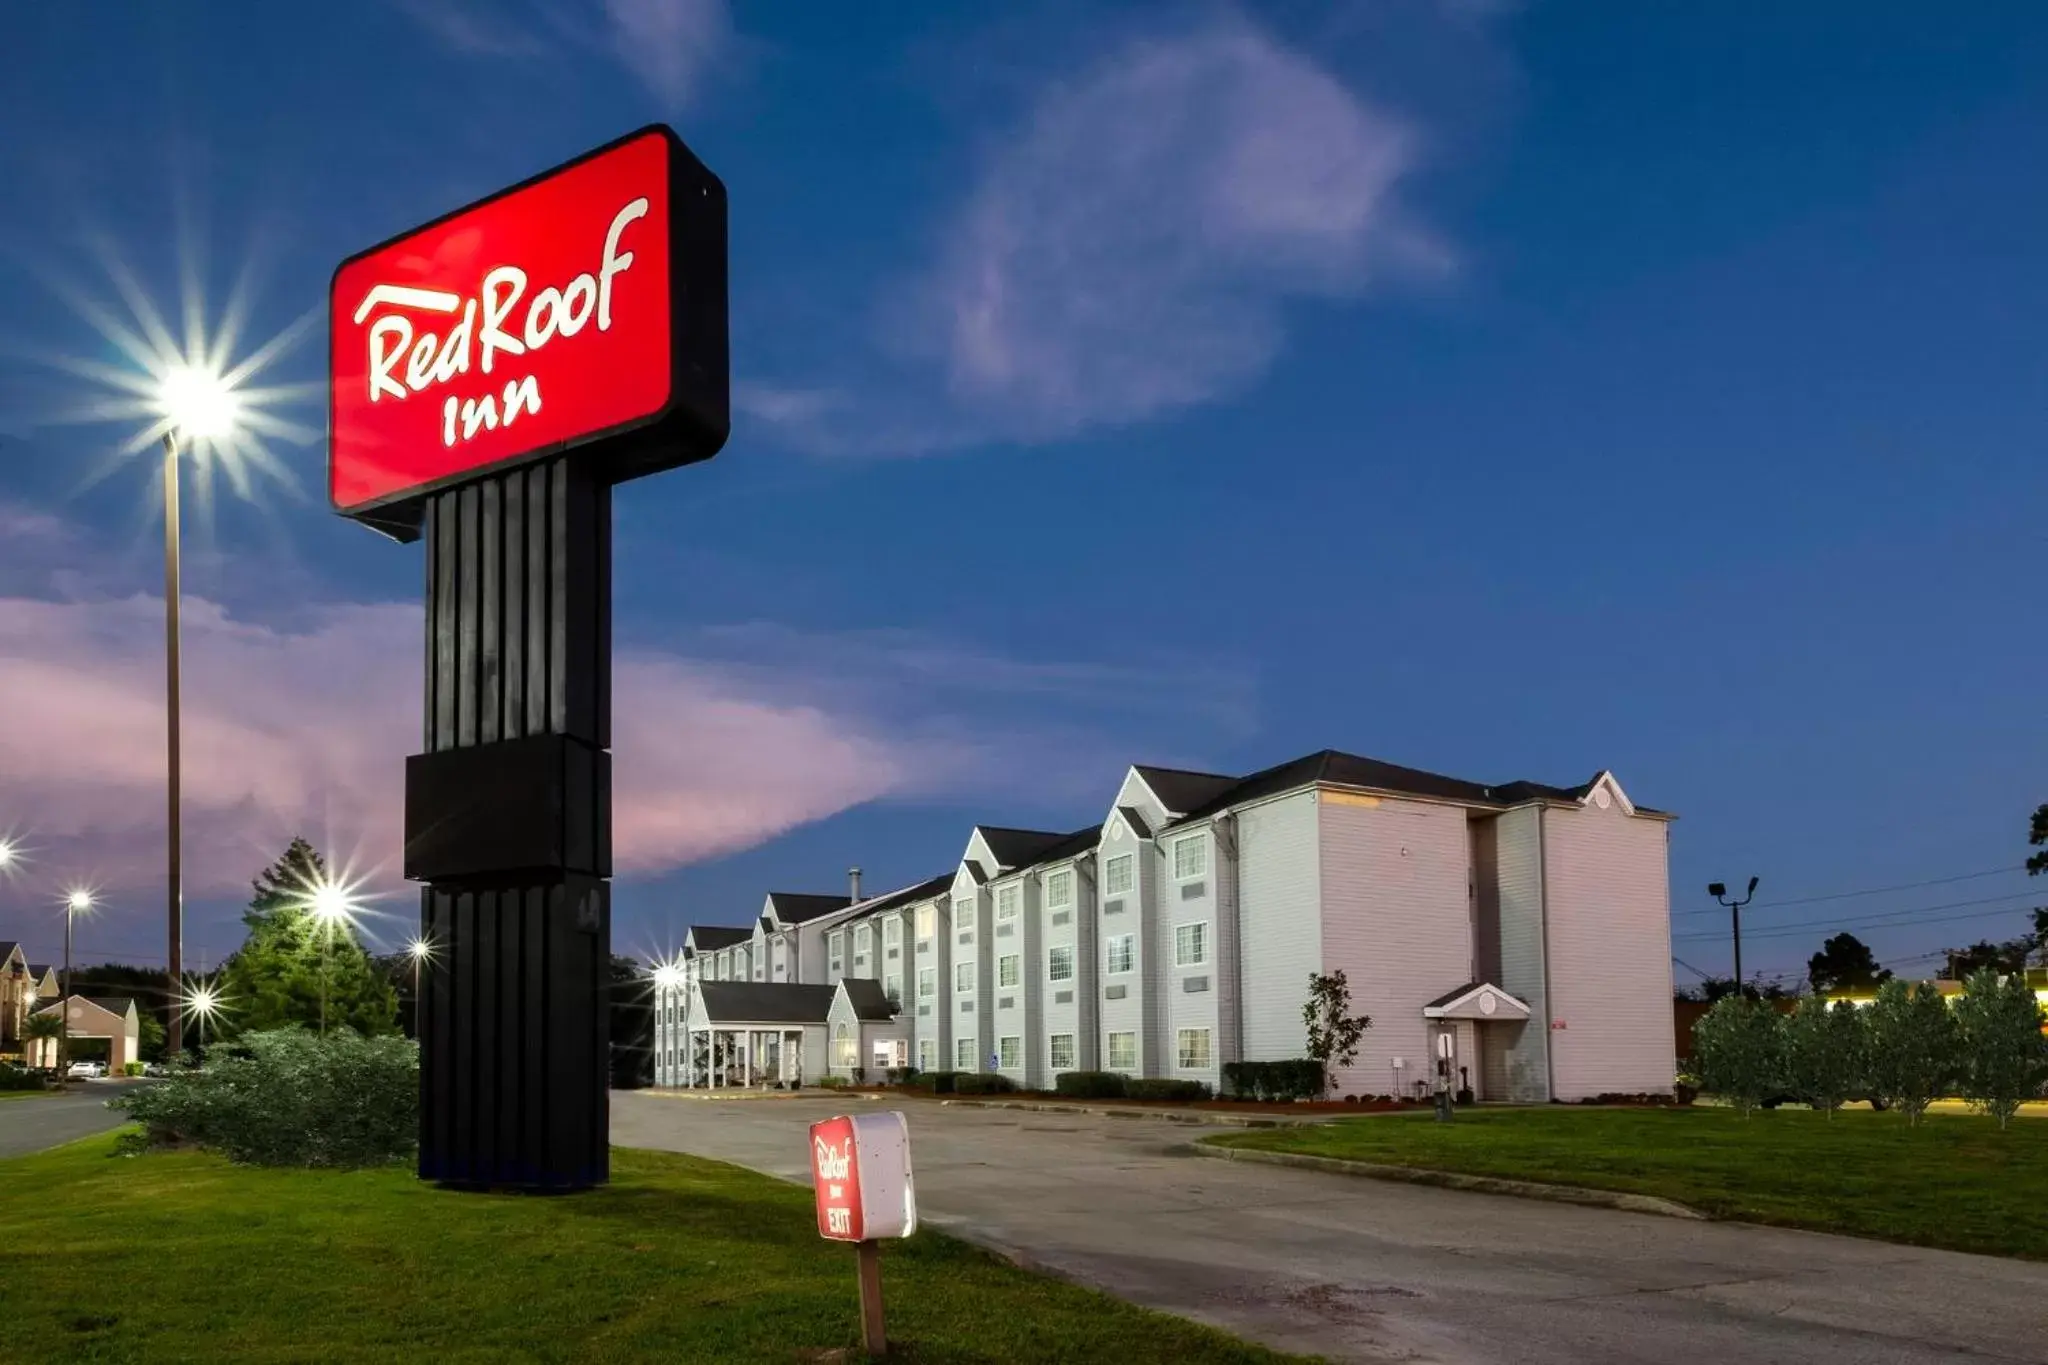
[651,748,1677,1103]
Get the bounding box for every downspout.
[1538,806,1557,1103]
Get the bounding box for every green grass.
[1207,1106,2048,1260]
[0,1135,1302,1365]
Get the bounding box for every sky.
[0,1,2043,990]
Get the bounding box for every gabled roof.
[766,893,853,926]
[695,981,836,1024]
[1131,765,1238,817]
[836,977,897,1022]
[0,942,21,964]
[1114,806,1153,840]
[36,995,138,1019]
[974,826,1070,869]
[687,925,752,952]
[824,873,957,934]
[1421,982,1531,1021]
[1008,826,1100,876]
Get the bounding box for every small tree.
[1806,933,1891,996]
[1782,996,1865,1118]
[1952,968,2048,1130]
[1864,979,1961,1125]
[1690,996,1784,1117]
[22,1013,62,1068]
[1303,970,1372,1097]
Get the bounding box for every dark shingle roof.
[1131,765,1240,816]
[975,826,1070,869]
[1009,826,1100,876]
[687,925,752,952]
[1115,806,1153,840]
[1423,982,1488,1011]
[837,978,897,1022]
[830,873,957,934]
[37,995,136,1018]
[767,893,853,925]
[696,981,836,1024]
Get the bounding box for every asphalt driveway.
[613,1091,2048,1365]
[0,1080,144,1158]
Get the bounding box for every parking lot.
[613,1091,2048,1365]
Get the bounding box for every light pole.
[307,878,358,1036]
[1708,877,1760,996]
[60,889,93,1077]
[406,936,433,1040]
[181,980,221,1052]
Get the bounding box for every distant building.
[653,747,1677,1102]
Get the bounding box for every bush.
[1053,1070,1127,1100]
[884,1066,921,1085]
[122,1061,145,1078]
[1866,980,1962,1125]
[816,1075,851,1089]
[1691,997,1785,1117]
[851,1067,866,1084]
[0,1063,48,1092]
[1953,968,2048,1129]
[1124,1078,1212,1102]
[1783,997,1867,1118]
[1222,1059,1324,1102]
[110,1028,416,1167]
[951,1073,1017,1095]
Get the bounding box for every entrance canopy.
[1421,982,1530,1023]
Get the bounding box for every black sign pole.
[410,457,613,1190]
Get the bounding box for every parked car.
[66,1060,106,1079]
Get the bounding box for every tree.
[1952,968,2048,1130]
[1690,996,1784,1117]
[1864,980,1961,1125]
[1302,970,1372,1097]
[1942,939,2032,980]
[21,1012,62,1068]
[609,955,652,1090]
[1806,934,1891,996]
[2028,801,2048,877]
[214,839,397,1038]
[1781,996,1866,1117]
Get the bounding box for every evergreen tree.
[1690,996,1785,1117]
[215,839,398,1038]
[1864,979,1961,1125]
[1782,996,1866,1118]
[1952,968,2048,1130]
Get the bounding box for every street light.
[152,362,244,1060]
[302,875,361,1036]
[58,888,95,1077]
[1708,877,1760,995]
[179,978,226,1052]
[405,935,434,1040]
[0,838,16,870]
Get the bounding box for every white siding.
[1318,793,1473,1100]
[910,895,949,1070]
[991,873,1036,1086]
[1163,826,1221,1089]
[1095,812,1148,1074]
[1235,791,1322,1066]
[1494,807,1550,1103]
[1543,799,1676,1099]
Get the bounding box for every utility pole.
[1708,878,1760,994]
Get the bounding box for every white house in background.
[651,747,1677,1102]
[25,996,141,1071]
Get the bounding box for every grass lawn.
[0,1135,1304,1365]
[1207,1106,2048,1260]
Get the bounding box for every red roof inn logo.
[809,1111,917,1243]
[329,125,727,537]
[812,1116,864,1240]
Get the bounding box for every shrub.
[1866,980,1963,1125]
[110,1028,416,1167]
[1691,997,1785,1117]
[951,1073,1017,1095]
[1053,1070,1127,1100]
[1223,1059,1324,1102]
[1783,997,1867,1118]
[851,1067,866,1084]
[1124,1078,1211,1102]
[884,1065,921,1085]
[817,1075,851,1089]
[0,1063,47,1092]
[1953,968,2048,1129]
[122,1061,145,1077]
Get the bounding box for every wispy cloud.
[751,14,1450,455]
[389,0,731,109]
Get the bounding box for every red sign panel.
[811,1115,864,1241]
[329,125,726,535]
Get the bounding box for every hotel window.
[1047,945,1074,983]
[952,898,974,926]
[884,917,901,949]
[1173,833,1208,880]
[1106,934,1134,975]
[1106,1032,1137,1071]
[854,925,872,961]
[918,967,936,1000]
[956,1036,977,1070]
[828,932,844,975]
[998,955,1021,989]
[955,961,975,993]
[996,885,1020,921]
[916,904,935,940]
[1177,1028,1212,1070]
[1104,853,1134,896]
[885,974,902,1007]
[833,1023,856,1070]
[919,1039,937,1071]
[1044,867,1073,909]
[1049,1033,1076,1070]
[1175,922,1208,968]
[998,1036,1022,1069]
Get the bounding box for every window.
[1047,945,1074,982]
[1173,834,1208,880]
[1044,867,1073,909]
[918,967,936,1000]
[884,917,901,949]
[916,904,935,939]
[1104,853,1134,896]
[997,955,1021,989]
[919,1039,936,1071]
[1177,1028,1212,1070]
[1175,921,1208,967]
[854,925,872,960]
[998,1036,1022,1069]
[1106,934,1135,975]
[996,885,1020,921]
[956,1036,977,1070]
[955,961,975,993]
[833,1023,856,1070]
[827,932,844,973]
[884,974,902,1007]
[1049,1033,1076,1070]
[1106,1032,1137,1070]
[952,898,974,926]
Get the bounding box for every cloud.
[389,0,730,109]
[751,15,1449,454]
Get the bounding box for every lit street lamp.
[304,876,360,1035]
[0,838,16,870]
[180,978,224,1051]
[405,935,434,1039]
[1707,877,1761,995]
[59,888,94,1077]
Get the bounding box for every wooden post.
[855,1239,886,1357]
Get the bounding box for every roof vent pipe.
[849,867,862,903]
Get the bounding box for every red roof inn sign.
[330,124,727,539]
[811,1111,917,1354]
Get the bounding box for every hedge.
[1053,1070,1127,1100]
[1125,1078,1212,1102]
[1221,1058,1324,1101]
[951,1073,1017,1095]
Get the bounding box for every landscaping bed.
[1206,1106,2048,1260]
[0,1134,1303,1363]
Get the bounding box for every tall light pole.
[406,936,433,1040]
[306,877,359,1036]
[1708,877,1760,996]
[60,889,93,1077]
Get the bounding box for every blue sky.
[0,1,2042,989]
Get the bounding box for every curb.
[939,1098,1324,1128]
[1190,1144,1708,1219]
